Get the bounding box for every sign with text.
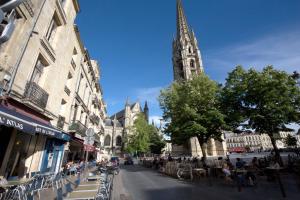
[0,113,35,134]
[84,144,95,152]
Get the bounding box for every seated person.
[225,158,234,170]
[236,158,246,169]
[246,157,259,186]
[215,157,224,168]
[222,163,232,181]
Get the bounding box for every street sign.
[84,144,95,152]
[85,128,95,137]
[84,136,95,145]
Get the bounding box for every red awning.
[229,147,246,152]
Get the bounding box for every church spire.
[143,101,149,123]
[176,0,190,41]
[172,0,204,81]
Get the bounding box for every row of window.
[104,135,122,147]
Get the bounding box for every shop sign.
[0,113,35,134]
[36,126,57,137]
[35,125,71,141]
[84,144,95,152]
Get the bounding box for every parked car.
[124,156,134,165]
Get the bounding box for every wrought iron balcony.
[90,113,100,125]
[69,120,87,136]
[57,115,65,129]
[23,0,34,17]
[92,94,99,105]
[24,81,49,109]
[64,85,70,96]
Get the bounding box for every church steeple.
[173,0,204,81]
[176,0,190,42]
[143,101,149,123]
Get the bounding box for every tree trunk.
[199,141,207,162]
[269,133,283,166]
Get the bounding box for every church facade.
[101,100,149,157]
[171,0,227,157]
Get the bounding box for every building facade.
[171,0,226,157]
[0,0,106,179]
[101,100,149,158]
[226,131,298,152]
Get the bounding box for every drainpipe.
[6,0,47,95]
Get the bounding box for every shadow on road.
[120,164,153,172]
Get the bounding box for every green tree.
[159,74,226,161]
[125,113,166,155]
[126,113,150,154]
[284,135,297,148]
[149,125,166,154]
[221,66,300,164]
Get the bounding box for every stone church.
[102,100,149,156]
[171,0,227,157]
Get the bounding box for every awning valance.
[0,104,70,141]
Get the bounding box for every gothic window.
[190,60,195,68]
[188,47,192,53]
[116,136,122,146]
[104,135,111,146]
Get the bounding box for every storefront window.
[0,126,13,170]
[5,131,32,179]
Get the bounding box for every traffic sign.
[85,128,95,137]
[84,144,95,152]
[84,136,95,145]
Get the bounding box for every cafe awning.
[0,102,70,141]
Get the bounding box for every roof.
[110,102,140,119]
[104,118,123,127]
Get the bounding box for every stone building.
[0,0,106,179]
[171,0,226,157]
[226,131,297,152]
[100,100,149,157]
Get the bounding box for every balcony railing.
[92,94,99,105]
[90,113,100,125]
[23,0,34,17]
[57,115,65,129]
[69,120,87,136]
[24,81,49,109]
[64,85,70,96]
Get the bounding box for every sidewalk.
[38,167,100,200]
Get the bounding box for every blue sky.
[76,0,300,127]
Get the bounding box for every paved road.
[112,164,300,200]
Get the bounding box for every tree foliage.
[159,73,226,159]
[221,66,300,163]
[284,135,297,148]
[126,113,165,155]
[149,125,166,154]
